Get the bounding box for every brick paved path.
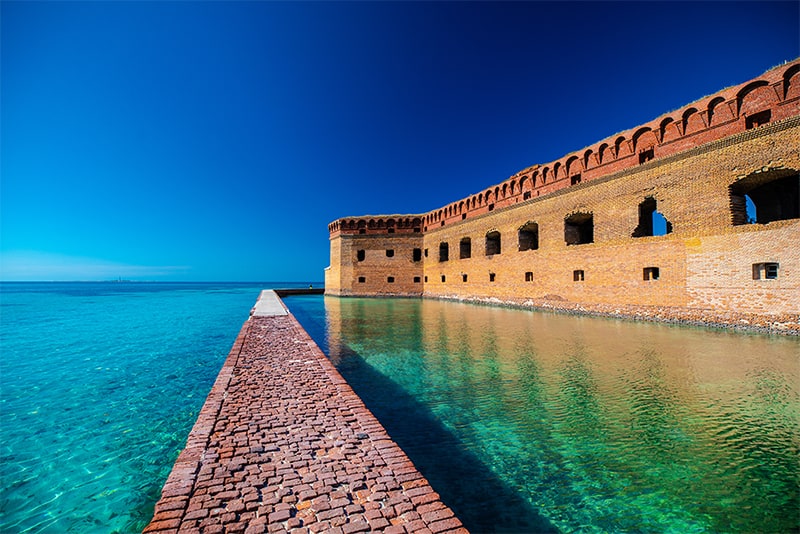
[144,308,466,533]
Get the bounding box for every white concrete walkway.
[251,290,288,316]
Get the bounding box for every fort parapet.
[325,61,800,327]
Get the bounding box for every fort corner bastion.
[325,61,800,333]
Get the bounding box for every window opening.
[488,204,495,211]
[639,148,654,164]
[525,271,533,282]
[462,213,467,220]
[460,237,472,259]
[439,242,449,262]
[518,222,539,251]
[413,276,421,283]
[413,248,422,262]
[571,174,582,185]
[424,276,428,283]
[753,262,779,280]
[462,274,468,282]
[486,231,501,256]
[643,267,660,281]
[358,276,366,283]
[387,277,395,283]
[386,249,394,257]
[441,275,446,283]
[388,228,395,234]
[564,213,594,245]
[424,249,429,257]
[523,191,532,200]
[359,229,366,234]
[745,110,771,130]
[730,172,799,225]
[356,250,365,262]
[573,270,585,282]
[632,197,672,237]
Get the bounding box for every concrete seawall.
[144,290,465,534]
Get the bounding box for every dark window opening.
[485,231,501,256]
[413,228,421,233]
[441,221,445,226]
[358,276,366,283]
[424,276,428,283]
[424,249,429,257]
[523,191,531,200]
[462,274,468,282]
[356,249,365,262]
[518,222,539,251]
[753,262,779,280]
[387,276,395,283]
[525,271,533,282]
[746,110,771,130]
[413,276,421,283]
[386,249,394,257]
[358,229,366,234]
[439,242,449,262]
[573,270,585,282]
[565,213,594,245]
[441,275,446,283]
[643,267,660,281]
[730,172,799,225]
[388,228,395,234]
[462,213,467,220]
[412,248,422,262]
[571,174,582,185]
[632,197,672,237]
[460,237,472,259]
[488,204,495,211]
[489,273,496,282]
[639,148,654,164]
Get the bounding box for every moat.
[286,294,799,533]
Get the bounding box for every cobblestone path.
[145,310,466,534]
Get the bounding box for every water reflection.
[289,296,799,533]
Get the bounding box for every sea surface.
[286,295,800,534]
[0,282,316,533]
[2,284,798,533]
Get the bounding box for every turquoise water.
[286,295,800,534]
[0,282,316,533]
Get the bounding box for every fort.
[325,60,800,333]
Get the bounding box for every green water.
[287,295,800,533]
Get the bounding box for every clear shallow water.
[0,282,316,533]
[286,295,800,534]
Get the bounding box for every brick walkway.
[144,301,466,533]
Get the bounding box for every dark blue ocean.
[0,282,318,533]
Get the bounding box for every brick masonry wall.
[326,61,800,321]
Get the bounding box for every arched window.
[518,222,539,251]
[485,231,501,256]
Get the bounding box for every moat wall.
[325,61,800,323]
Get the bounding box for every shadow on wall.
[333,343,558,534]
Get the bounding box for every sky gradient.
[2,1,798,282]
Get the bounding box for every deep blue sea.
[0,282,318,533]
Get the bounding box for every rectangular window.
[643,267,660,281]
[462,213,467,220]
[356,250,365,262]
[525,271,533,282]
[358,276,366,283]
[523,192,531,200]
[387,276,395,283]
[412,248,422,262]
[488,204,495,211]
[388,228,395,234]
[413,276,421,283]
[746,110,771,130]
[462,274,468,282]
[386,249,394,257]
[424,249,429,257]
[753,262,779,280]
[638,148,654,164]
[424,276,428,283]
[489,273,496,282]
[413,228,421,233]
[570,174,582,185]
[573,270,585,282]
[359,229,366,234]
[441,275,446,283]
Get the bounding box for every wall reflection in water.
[288,295,799,533]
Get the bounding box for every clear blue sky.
[2,1,798,282]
